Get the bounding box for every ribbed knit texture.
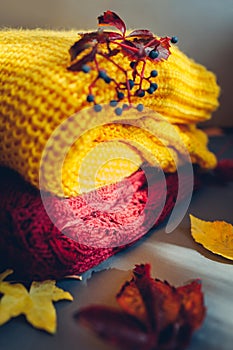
[0,165,193,280]
[0,30,219,196]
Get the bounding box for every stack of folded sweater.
[0,29,220,280]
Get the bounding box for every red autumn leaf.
[74,264,206,350]
[127,29,154,38]
[105,48,121,58]
[76,305,149,350]
[69,31,111,61]
[98,10,126,36]
[67,48,97,72]
[120,36,171,62]
[119,39,146,60]
[155,37,172,61]
[105,31,123,41]
[177,280,206,330]
[68,33,97,60]
[116,279,148,325]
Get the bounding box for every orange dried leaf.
[0,270,73,333]
[190,214,233,260]
[116,280,148,324]
[75,264,206,350]
[177,280,206,330]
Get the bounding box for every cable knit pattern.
[0,166,194,280]
[0,30,219,196]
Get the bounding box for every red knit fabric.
[0,166,192,280]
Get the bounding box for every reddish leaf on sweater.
[74,264,206,350]
[98,10,126,36]
[127,29,154,38]
[105,32,123,41]
[68,32,100,61]
[68,48,97,72]
[119,39,145,60]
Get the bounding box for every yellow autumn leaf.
[0,270,73,333]
[190,215,233,260]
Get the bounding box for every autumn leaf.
[127,29,154,38]
[68,33,97,61]
[68,48,97,72]
[98,10,126,36]
[0,269,73,333]
[190,214,233,260]
[74,264,206,350]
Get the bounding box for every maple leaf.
[74,264,206,350]
[190,214,233,260]
[0,269,73,333]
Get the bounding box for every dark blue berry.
[171,36,178,44]
[150,83,158,90]
[150,70,158,77]
[110,100,118,107]
[94,104,102,112]
[147,87,154,94]
[136,89,145,98]
[82,65,91,73]
[117,91,124,100]
[128,79,135,90]
[137,104,144,112]
[98,70,107,79]
[87,94,94,103]
[122,103,129,110]
[149,50,159,59]
[115,107,123,116]
[147,82,158,94]
[130,61,137,69]
[104,76,111,84]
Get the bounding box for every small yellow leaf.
[27,280,73,334]
[0,271,73,333]
[0,275,29,325]
[0,269,14,282]
[190,214,233,260]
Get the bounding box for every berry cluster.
[68,11,178,115]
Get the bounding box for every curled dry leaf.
[190,214,233,260]
[0,270,73,333]
[98,10,127,35]
[74,264,206,350]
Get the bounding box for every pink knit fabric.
[0,166,192,280]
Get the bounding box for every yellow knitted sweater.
[0,29,220,196]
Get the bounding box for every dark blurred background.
[1,0,232,127]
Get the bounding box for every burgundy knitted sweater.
[0,165,193,280]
